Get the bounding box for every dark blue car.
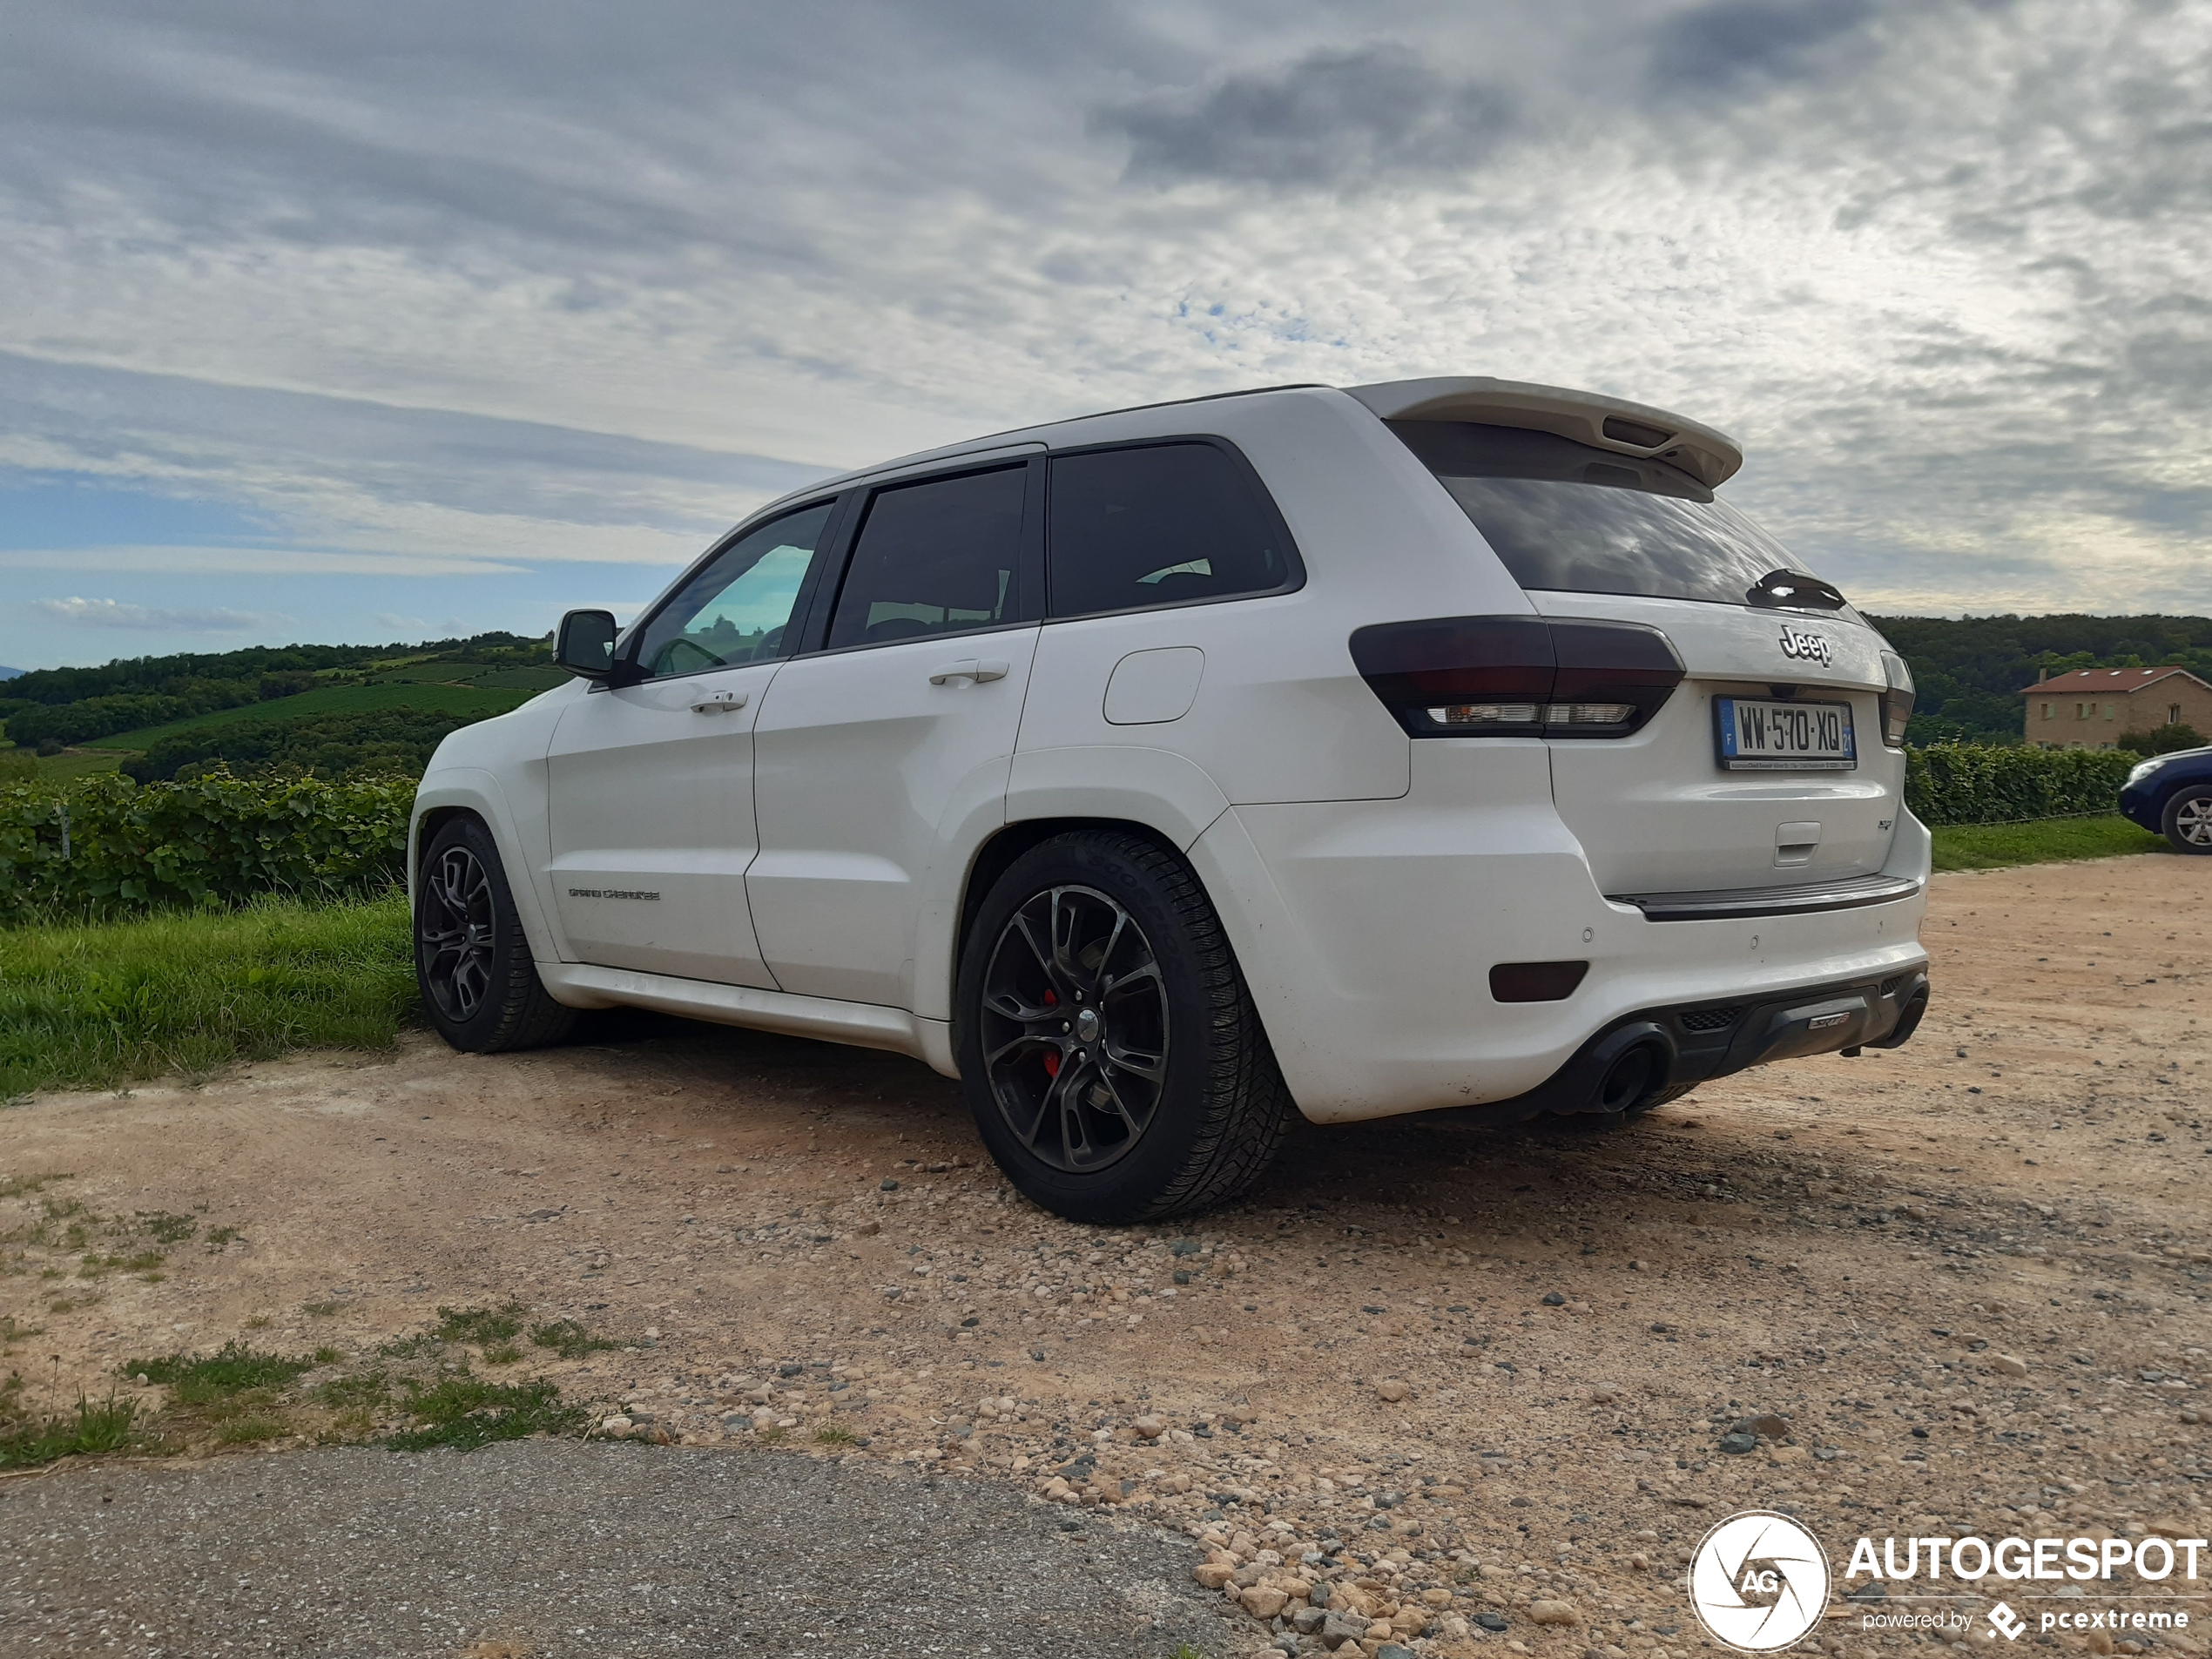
[2120,745,2212,853]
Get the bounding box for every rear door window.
[1047,441,1297,618]
[1387,421,1816,608]
[825,465,1029,651]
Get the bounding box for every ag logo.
[1687,1510,1831,1652]
[1778,625,1833,667]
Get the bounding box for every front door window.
[632,501,834,678]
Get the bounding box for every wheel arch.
[409,770,564,966]
[953,815,1186,987]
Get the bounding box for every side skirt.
[538,962,960,1079]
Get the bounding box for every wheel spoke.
[983,1029,1055,1069]
[1088,1061,1153,1143]
[1008,905,1056,982]
[1101,1036,1164,1082]
[1048,888,1089,984]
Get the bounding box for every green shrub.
[1904,743,2139,826]
[0,751,35,783]
[0,768,411,921]
[119,706,482,785]
[2118,723,2203,757]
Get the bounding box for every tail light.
[1350,616,1684,738]
[1879,651,1914,749]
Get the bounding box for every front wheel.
[415,816,577,1053]
[955,831,1292,1224]
[2163,786,2212,855]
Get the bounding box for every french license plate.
[1714,697,1857,771]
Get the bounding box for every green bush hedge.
[0,770,412,922]
[0,740,2141,923]
[1904,743,2138,826]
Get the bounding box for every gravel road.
[0,1439,1239,1657]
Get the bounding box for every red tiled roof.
[2018,666,2209,696]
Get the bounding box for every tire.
[415,816,577,1053]
[2162,786,2212,855]
[954,830,1292,1224]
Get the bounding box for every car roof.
[751,375,1743,517]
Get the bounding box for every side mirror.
[555,609,620,679]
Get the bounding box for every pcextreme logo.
[1688,1512,2209,1652]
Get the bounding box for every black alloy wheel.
[418,840,498,1025]
[977,884,1170,1175]
[955,829,1292,1224]
[414,815,576,1053]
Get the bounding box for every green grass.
[131,1341,317,1404]
[0,1388,139,1469]
[0,748,127,781]
[528,1318,626,1360]
[84,681,536,751]
[385,1376,590,1451]
[0,894,414,1097]
[433,1305,525,1346]
[1931,813,2167,871]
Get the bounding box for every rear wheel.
[2162,786,2212,855]
[415,816,577,1053]
[955,830,1292,1224]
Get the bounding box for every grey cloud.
[0,350,829,543]
[1097,44,1517,187]
[1645,0,1879,95]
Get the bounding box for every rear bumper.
[1424,965,1930,1129]
[1187,749,1933,1123]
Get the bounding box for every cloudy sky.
[3,0,2209,670]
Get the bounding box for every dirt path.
[2,853,2208,1659]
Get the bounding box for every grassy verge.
[0,1304,631,1471]
[1931,813,2167,872]
[0,894,415,1098]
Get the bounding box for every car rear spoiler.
[1344,375,1743,489]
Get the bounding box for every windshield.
[1387,421,1832,609]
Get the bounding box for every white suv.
[411,376,1931,1221]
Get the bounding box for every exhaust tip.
[1870,986,1929,1051]
[1595,1041,1668,1113]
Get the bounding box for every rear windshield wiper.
[1746,570,1846,610]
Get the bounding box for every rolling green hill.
[84,680,544,751]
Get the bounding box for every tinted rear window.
[1388,421,1815,608]
[826,465,1027,651]
[1048,442,1295,617]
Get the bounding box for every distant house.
[2019,665,2212,750]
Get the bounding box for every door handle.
[927,659,1009,685]
[689,689,749,713]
